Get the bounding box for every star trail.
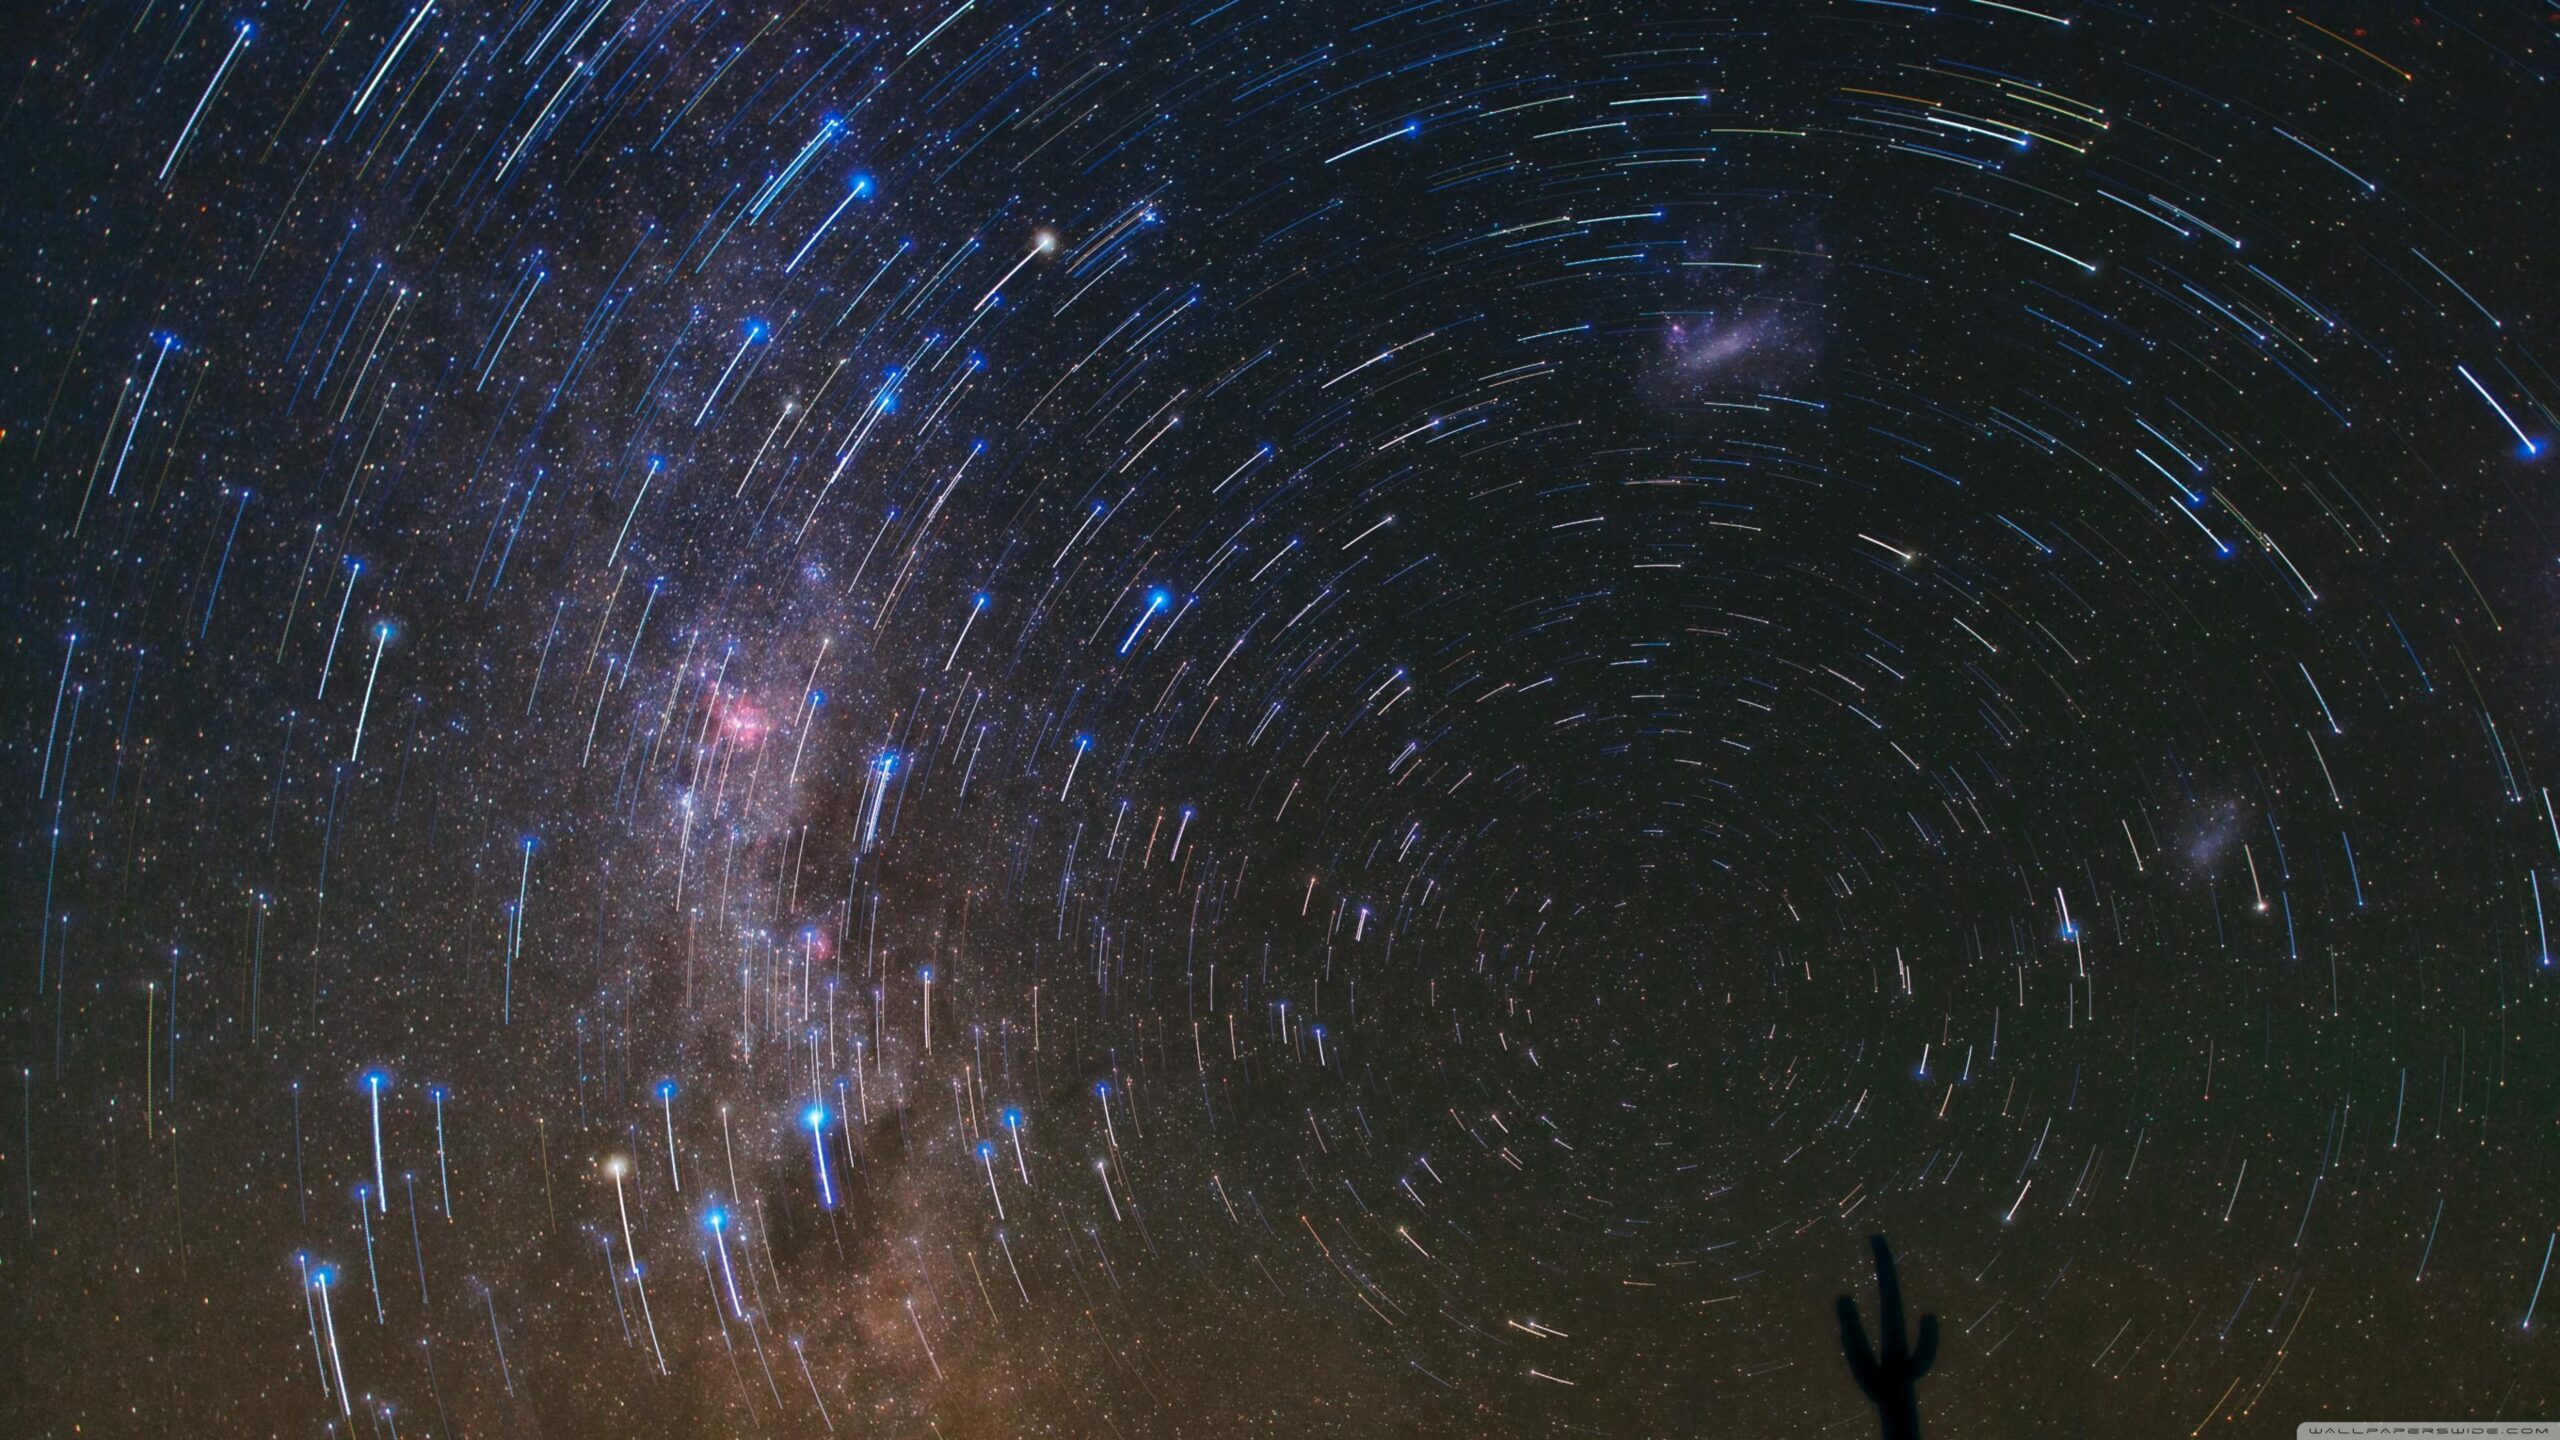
[3,0,2557,1435]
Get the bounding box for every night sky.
[4,0,2558,1435]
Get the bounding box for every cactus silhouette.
[1837,1234,1938,1440]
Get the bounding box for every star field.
[3,1,2558,1436]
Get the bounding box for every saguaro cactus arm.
[1837,1235,1938,1440]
